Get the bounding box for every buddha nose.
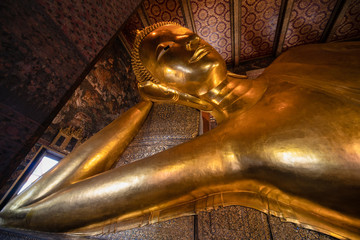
[186,35,200,51]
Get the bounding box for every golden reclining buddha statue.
[1,22,360,239]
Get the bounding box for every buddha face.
[140,24,227,96]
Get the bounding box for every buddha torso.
[207,77,360,217]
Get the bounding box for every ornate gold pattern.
[115,103,199,169]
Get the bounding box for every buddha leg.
[1,100,152,212]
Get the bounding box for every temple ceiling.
[119,0,360,70]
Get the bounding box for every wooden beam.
[231,0,241,67]
[117,33,132,57]
[181,0,196,32]
[320,0,345,42]
[137,4,150,27]
[325,0,351,42]
[274,0,295,56]
[272,0,288,56]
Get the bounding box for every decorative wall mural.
[283,0,337,50]
[43,39,140,143]
[240,0,281,60]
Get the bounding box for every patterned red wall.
[240,0,281,60]
[121,12,144,49]
[283,0,337,50]
[190,0,232,63]
[329,0,360,41]
[143,0,186,25]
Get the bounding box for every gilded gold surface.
[1,22,360,239]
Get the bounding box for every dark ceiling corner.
[0,0,143,188]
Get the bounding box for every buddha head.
[132,22,227,104]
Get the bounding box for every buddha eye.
[157,42,174,61]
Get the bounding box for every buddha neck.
[200,72,268,123]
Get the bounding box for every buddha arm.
[2,100,152,211]
[3,118,359,239]
[2,128,234,232]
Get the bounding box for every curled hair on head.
[131,21,181,84]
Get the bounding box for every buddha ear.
[138,81,213,111]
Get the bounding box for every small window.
[65,137,78,152]
[17,154,60,194]
[55,135,65,147]
[0,148,63,210]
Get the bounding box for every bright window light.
[18,156,58,194]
